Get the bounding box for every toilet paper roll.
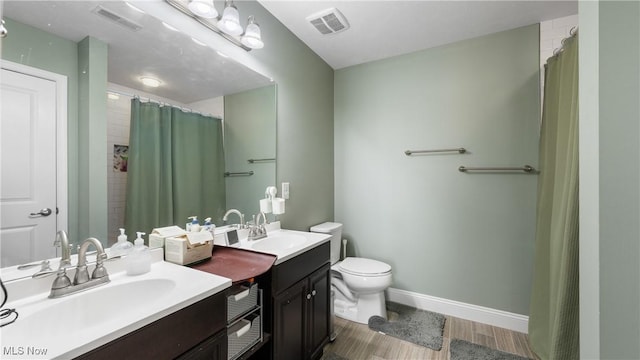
[260,198,272,213]
[272,198,285,215]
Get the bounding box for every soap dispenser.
[110,228,133,257]
[127,232,150,276]
[187,216,200,232]
[202,217,215,235]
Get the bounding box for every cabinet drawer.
[227,283,259,322]
[228,312,262,360]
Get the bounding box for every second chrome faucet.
[248,212,268,241]
[43,231,111,299]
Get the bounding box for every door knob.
[306,293,312,300]
[30,208,52,217]
[311,290,317,296]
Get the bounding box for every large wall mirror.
[0,1,276,277]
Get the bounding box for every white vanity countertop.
[0,248,231,359]
[218,223,331,265]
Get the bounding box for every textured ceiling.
[259,0,578,69]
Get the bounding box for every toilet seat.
[339,257,391,277]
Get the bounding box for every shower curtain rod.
[106,89,215,118]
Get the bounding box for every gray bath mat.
[367,301,446,350]
[450,339,532,360]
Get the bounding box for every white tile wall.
[107,89,133,244]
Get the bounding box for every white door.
[1,68,58,266]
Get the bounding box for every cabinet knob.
[306,293,312,300]
[311,290,317,296]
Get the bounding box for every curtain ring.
[569,26,578,36]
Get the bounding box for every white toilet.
[310,222,392,324]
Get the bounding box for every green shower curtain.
[124,99,226,239]
[528,35,579,359]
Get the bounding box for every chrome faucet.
[248,212,268,241]
[74,237,108,285]
[53,230,72,269]
[48,237,110,299]
[223,209,246,229]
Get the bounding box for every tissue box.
[164,231,214,265]
[149,226,187,249]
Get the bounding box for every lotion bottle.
[110,228,133,257]
[202,217,215,235]
[187,216,200,232]
[126,232,150,276]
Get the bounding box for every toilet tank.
[310,222,343,265]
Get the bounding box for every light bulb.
[187,0,218,19]
[241,16,264,49]
[219,1,242,36]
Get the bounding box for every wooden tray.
[190,247,276,284]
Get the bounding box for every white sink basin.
[250,234,307,251]
[23,279,176,331]
[1,250,231,359]
[233,228,331,265]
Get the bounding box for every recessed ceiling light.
[140,77,161,87]
[162,22,179,32]
[192,38,207,46]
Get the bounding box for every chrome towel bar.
[405,148,467,156]
[247,158,275,163]
[458,165,536,173]
[224,171,254,177]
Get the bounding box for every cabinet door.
[273,279,307,360]
[306,264,331,360]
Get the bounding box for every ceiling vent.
[92,5,142,32]
[306,8,350,35]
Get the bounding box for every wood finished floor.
[322,315,537,360]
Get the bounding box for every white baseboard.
[386,287,529,334]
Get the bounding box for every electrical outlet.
[282,182,290,200]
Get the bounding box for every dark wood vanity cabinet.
[75,292,227,360]
[177,328,227,360]
[307,265,331,358]
[270,242,331,360]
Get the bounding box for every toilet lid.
[339,257,391,276]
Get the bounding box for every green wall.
[2,19,109,246]
[598,1,640,358]
[224,85,277,221]
[77,37,108,242]
[334,25,540,315]
[241,2,335,231]
[578,1,600,358]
